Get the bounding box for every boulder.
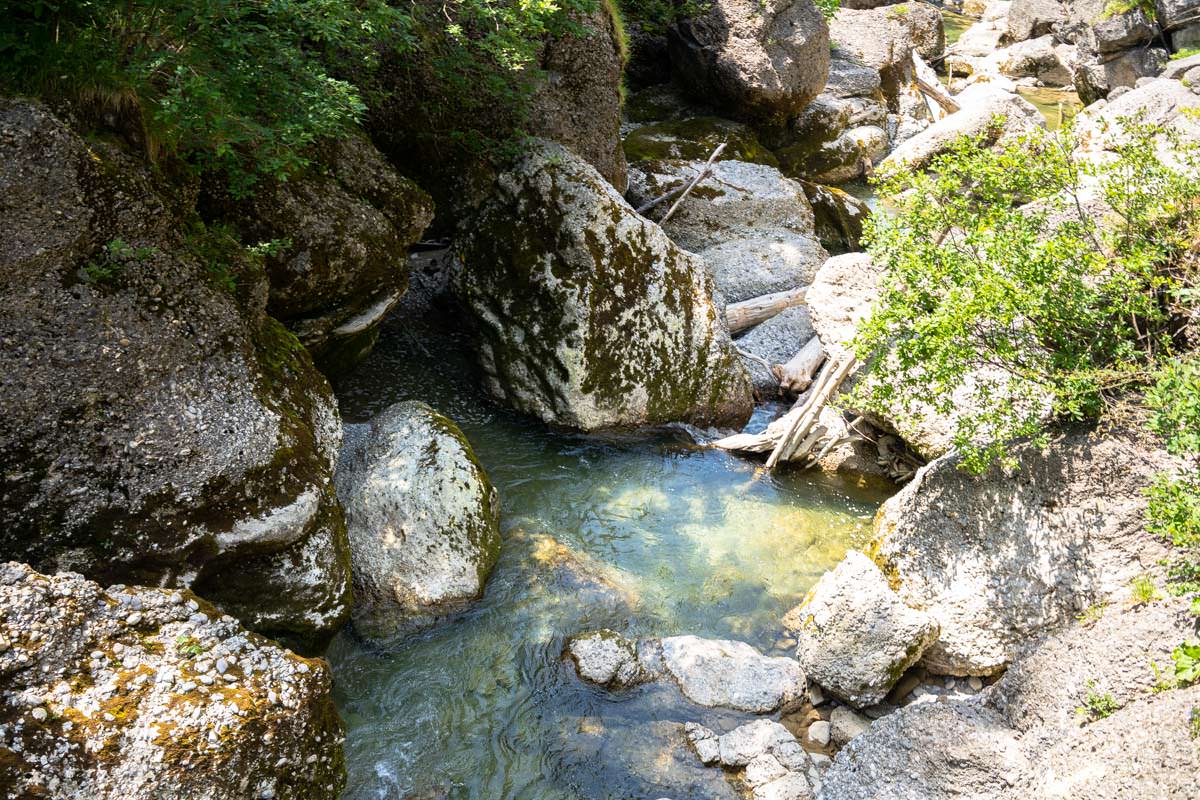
[803,183,870,254]
[1007,0,1067,41]
[805,252,882,361]
[528,3,629,192]
[217,134,433,375]
[566,630,648,689]
[0,99,350,650]
[997,36,1076,86]
[871,426,1179,676]
[626,159,818,253]
[819,699,1029,800]
[622,117,779,166]
[568,632,807,714]
[657,635,808,713]
[667,0,831,122]
[0,562,345,800]
[335,401,501,640]
[1160,52,1200,80]
[1075,78,1200,152]
[1074,44,1170,104]
[882,84,1045,171]
[733,307,816,396]
[788,551,940,708]
[1158,0,1200,45]
[699,233,828,304]
[456,141,753,431]
[829,5,946,106]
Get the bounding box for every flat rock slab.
[658,635,807,713]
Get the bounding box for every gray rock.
[871,426,1179,676]
[819,700,1028,800]
[790,551,940,708]
[566,630,648,689]
[456,141,753,431]
[828,705,872,745]
[529,3,628,191]
[1160,52,1200,80]
[700,232,828,304]
[803,183,870,254]
[734,307,816,396]
[1007,0,1066,41]
[668,0,831,122]
[807,720,832,746]
[335,401,501,640]
[882,84,1045,172]
[1158,0,1200,34]
[0,99,350,650]
[685,722,722,764]
[659,635,807,713]
[997,36,1076,86]
[627,159,817,253]
[717,719,800,767]
[805,252,882,361]
[0,563,344,799]
[1075,78,1200,148]
[221,133,433,375]
[1075,44,1171,104]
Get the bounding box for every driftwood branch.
[765,355,857,470]
[636,142,727,218]
[913,51,960,115]
[736,348,781,384]
[773,336,826,396]
[725,287,808,334]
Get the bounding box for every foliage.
[1130,574,1160,604]
[81,237,154,283]
[815,0,840,19]
[0,0,412,193]
[1102,0,1156,20]
[1146,357,1200,596]
[1173,47,1200,61]
[1076,601,1107,625]
[1174,641,1200,686]
[618,0,710,35]
[852,119,1200,473]
[1191,706,1200,738]
[1077,679,1120,720]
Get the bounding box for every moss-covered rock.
[209,133,434,377]
[0,562,345,799]
[0,99,350,651]
[456,140,753,431]
[334,401,501,641]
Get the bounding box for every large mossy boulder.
[456,141,753,431]
[0,99,350,651]
[335,401,501,640]
[0,562,345,799]
[870,426,1178,676]
[667,0,831,123]
[214,134,433,376]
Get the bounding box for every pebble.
[199,675,214,686]
[807,720,831,747]
[215,658,228,675]
[31,707,47,722]
[968,677,983,691]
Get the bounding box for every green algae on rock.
[455,140,753,431]
[0,562,345,800]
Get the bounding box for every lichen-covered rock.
[0,99,350,650]
[788,551,939,708]
[528,2,629,191]
[565,630,648,689]
[626,158,819,253]
[667,0,831,122]
[0,563,345,799]
[335,401,500,640]
[456,141,753,431]
[819,699,1028,800]
[1006,0,1066,42]
[216,133,433,375]
[803,183,870,254]
[871,426,1179,676]
[622,117,779,167]
[656,635,807,713]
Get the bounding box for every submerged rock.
[456,140,752,431]
[788,551,939,708]
[565,630,648,689]
[667,0,831,122]
[335,401,500,640]
[871,426,1178,676]
[0,562,345,799]
[216,133,433,375]
[0,98,350,650]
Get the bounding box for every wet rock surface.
[0,562,344,800]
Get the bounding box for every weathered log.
[913,52,960,117]
[773,336,826,396]
[766,355,857,469]
[725,287,807,334]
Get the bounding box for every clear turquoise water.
[328,297,889,800]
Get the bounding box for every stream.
[327,293,890,799]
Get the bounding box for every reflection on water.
[941,9,974,47]
[1016,86,1082,131]
[329,301,888,800]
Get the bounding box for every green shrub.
[1077,679,1120,720]
[851,119,1200,472]
[618,0,711,35]
[1130,574,1161,604]
[1174,641,1200,686]
[1146,357,1200,596]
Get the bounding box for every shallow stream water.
[328,294,890,799]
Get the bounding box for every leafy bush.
[1146,356,1200,594]
[851,119,1200,472]
[1077,679,1120,720]
[618,0,710,35]
[1174,641,1200,686]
